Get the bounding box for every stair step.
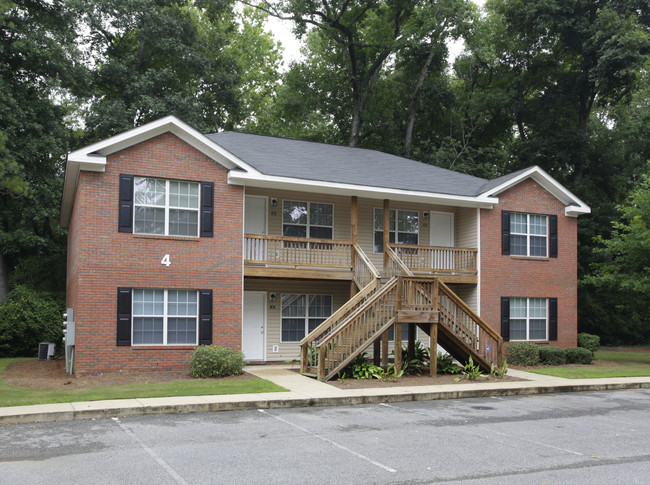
[301,372,317,378]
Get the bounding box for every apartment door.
[429,212,454,269]
[243,291,266,361]
[244,196,267,261]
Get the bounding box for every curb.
[2,380,649,426]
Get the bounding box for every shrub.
[437,352,461,374]
[0,286,63,357]
[538,346,567,365]
[189,345,244,378]
[505,342,540,366]
[577,333,600,354]
[565,347,593,364]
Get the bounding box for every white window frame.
[282,200,334,240]
[132,289,199,346]
[133,177,200,237]
[510,213,548,257]
[280,293,333,343]
[373,208,419,253]
[509,297,548,341]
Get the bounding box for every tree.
[0,0,85,300]
[583,167,650,344]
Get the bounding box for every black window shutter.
[501,297,510,342]
[199,289,213,345]
[200,182,214,237]
[549,298,558,341]
[549,215,558,258]
[501,211,510,255]
[118,174,134,233]
[117,287,132,346]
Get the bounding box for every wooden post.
[381,331,389,367]
[430,322,438,376]
[395,322,402,373]
[318,346,326,380]
[408,323,416,361]
[383,199,390,272]
[301,343,308,373]
[351,196,358,246]
[373,340,381,365]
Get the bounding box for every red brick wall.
[67,132,244,375]
[480,178,578,348]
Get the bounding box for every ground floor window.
[132,289,198,345]
[388,323,415,342]
[281,294,332,342]
[509,297,547,341]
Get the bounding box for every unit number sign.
[161,254,171,267]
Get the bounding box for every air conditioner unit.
[38,342,56,361]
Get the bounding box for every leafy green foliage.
[505,342,541,366]
[0,286,63,357]
[538,347,567,366]
[398,341,430,375]
[455,356,483,380]
[189,345,244,378]
[565,347,594,365]
[490,359,508,379]
[577,333,601,354]
[436,352,461,374]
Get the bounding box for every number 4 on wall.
[161,254,171,267]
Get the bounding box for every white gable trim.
[479,166,590,217]
[61,116,261,227]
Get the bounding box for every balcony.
[390,244,478,283]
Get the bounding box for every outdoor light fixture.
[271,198,278,207]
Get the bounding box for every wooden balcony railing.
[389,244,477,274]
[244,234,353,268]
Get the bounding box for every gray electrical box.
[63,308,75,374]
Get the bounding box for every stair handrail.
[353,243,380,288]
[385,245,414,277]
[299,279,380,373]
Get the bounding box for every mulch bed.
[2,359,253,389]
[327,371,524,389]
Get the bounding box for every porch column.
[381,331,389,367]
[383,199,390,271]
[408,324,416,361]
[350,196,358,297]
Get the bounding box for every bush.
[0,286,63,357]
[565,347,593,364]
[577,333,600,354]
[538,346,566,366]
[189,345,244,378]
[437,352,461,374]
[505,342,540,366]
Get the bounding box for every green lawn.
[0,358,288,407]
[526,347,650,379]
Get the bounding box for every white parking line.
[112,417,190,485]
[258,409,397,473]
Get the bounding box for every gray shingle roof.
[206,132,489,197]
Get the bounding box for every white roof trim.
[61,116,263,227]
[479,166,591,217]
[228,171,497,208]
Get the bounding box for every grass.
[0,358,288,407]
[525,347,650,379]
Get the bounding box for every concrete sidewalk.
[1,366,649,426]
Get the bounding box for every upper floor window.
[282,201,333,239]
[374,208,419,253]
[134,177,200,237]
[510,213,547,257]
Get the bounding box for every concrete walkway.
[1,366,649,426]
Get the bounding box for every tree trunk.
[404,43,437,156]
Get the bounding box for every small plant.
[565,347,593,364]
[352,361,384,379]
[577,333,600,355]
[189,345,244,378]
[337,371,347,383]
[505,342,540,366]
[381,364,405,382]
[394,341,430,375]
[539,346,567,365]
[437,352,461,374]
[307,343,318,367]
[455,356,484,381]
[490,359,508,379]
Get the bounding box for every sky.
[265,0,487,69]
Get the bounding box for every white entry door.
[244,196,267,261]
[243,291,266,361]
[429,212,454,269]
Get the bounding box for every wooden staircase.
[300,247,504,381]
